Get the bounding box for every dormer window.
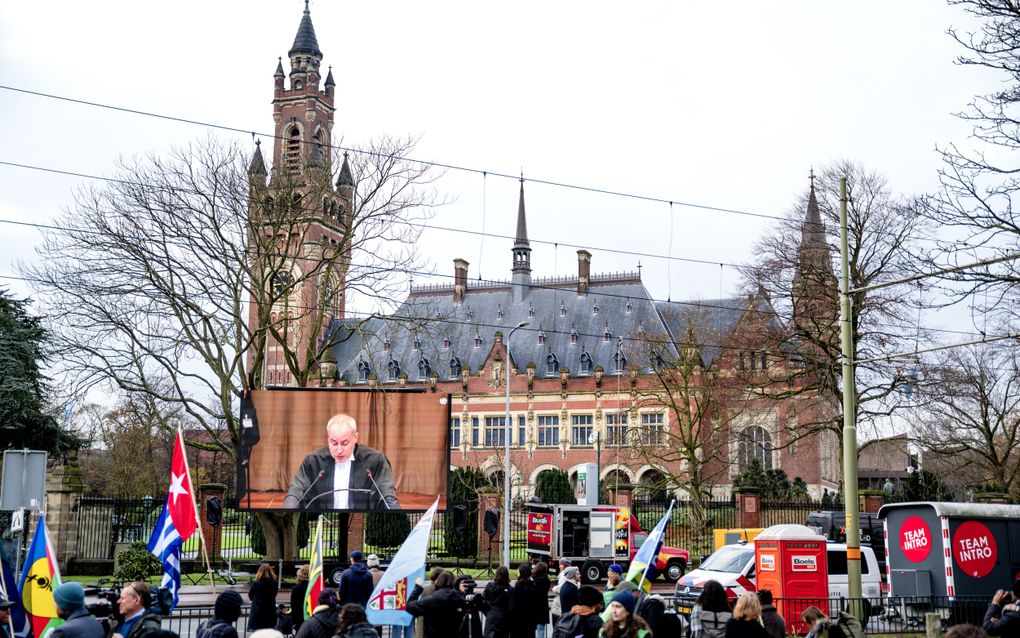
[450,357,462,377]
[528,304,535,318]
[579,352,593,375]
[496,305,504,320]
[650,353,664,370]
[413,335,422,350]
[443,337,451,350]
[570,328,578,344]
[474,333,482,348]
[614,350,627,373]
[546,352,559,376]
[603,323,612,342]
[538,331,546,345]
[387,359,400,381]
[383,337,391,351]
[466,306,474,320]
[418,357,431,379]
[626,300,633,313]
[357,359,370,383]
[592,301,599,315]
[560,303,567,317]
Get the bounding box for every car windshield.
[699,546,754,573]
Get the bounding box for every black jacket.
[295,608,340,638]
[248,577,280,630]
[533,574,551,625]
[121,612,162,638]
[760,606,785,638]
[51,607,105,638]
[406,585,466,638]
[726,617,772,638]
[340,562,375,608]
[553,608,603,638]
[339,622,379,638]
[509,580,540,638]
[291,580,309,631]
[284,445,399,510]
[558,581,579,617]
[984,602,1020,637]
[196,618,240,638]
[482,581,513,638]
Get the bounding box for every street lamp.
[505,320,529,568]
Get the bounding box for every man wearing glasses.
[113,582,161,638]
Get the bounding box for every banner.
[305,516,324,620]
[17,513,62,638]
[366,497,440,626]
[625,499,675,592]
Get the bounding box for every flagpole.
[177,427,217,592]
[636,499,675,593]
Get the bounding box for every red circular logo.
[900,516,932,562]
[954,521,998,578]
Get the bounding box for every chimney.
[454,258,469,304]
[577,250,591,296]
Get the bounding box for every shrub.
[114,541,161,581]
[365,513,412,548]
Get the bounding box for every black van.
[805,510,886,576]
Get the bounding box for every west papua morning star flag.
[367,496,441,627]
[305,516,324,621]
[17,513,63,638]
[625,499,675,592]
[147,429,199,611]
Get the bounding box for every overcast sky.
[0,1,996,335]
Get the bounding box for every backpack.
[832,611,865,638]
[553,613,581,638]
[275,606,294,636]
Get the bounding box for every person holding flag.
[147,429,201,613]
[305,518,325,624]
[624,500,675,593]
[18,513,63,638]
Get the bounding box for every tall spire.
[248,139,267,177]
[799,173,828,261]
[289,0,322,58]
[511,177,532,303]
[792,170,837,332]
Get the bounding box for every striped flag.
[625,499,675,592]
[17,513,62,638]
[1,537,30,638]
[367,497,440,626]
[305,516,324,620]
[147,428,199,611]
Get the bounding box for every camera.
[459,578,477,597]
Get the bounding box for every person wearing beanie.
[601,590,649,638]
[558,567,581,617]
[602,566,624,608]
[553,585,604,638]
[365,555,384,587]
[196,590,244,638]
[112,582,162,638]
[295,588,340,638]
[599,582,639,625]
[50,583,104,638]
[339,550,374,609]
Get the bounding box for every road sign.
[10,508,23,532]
[0,450,48,510]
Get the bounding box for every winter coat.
[483,581,513,638]
[196,617,239,638]
[726,618,771,638]
[700,610,732,638]
[295,608,340,638]
[509,580,540,638]
[291,580,309,632]
[124,612,162,638]
[50,607,105,638]
[558,581,579,617]
[249,577,280,630]
[533,573,552,626]
[339,562,375,608]
[338,621,380,638]
[760,606,786,638]
[554,606,604,638]
[406,584,467,638]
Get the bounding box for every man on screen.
[283,413,400,510]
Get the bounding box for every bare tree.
[24,135,443,556]
[741,161,928,477]
[913,342,1020,495]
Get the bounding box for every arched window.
[285,126,301,174]
[738,425,773,471]
[418,357,431,379]
[357,359,370,383]
[579,352,593,375]
[546,352,559,376]
[311,128,324,165]
[450,357,462,378]
[387,359,400,381]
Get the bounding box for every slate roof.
[289,2,322,58]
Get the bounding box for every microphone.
[366,470,393,510]
[306,488,373,508]
[285,470,325,508]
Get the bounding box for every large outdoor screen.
[237,389,450,512]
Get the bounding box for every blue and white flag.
[625,499,675,592]
[0,538,29,638]
[367,496,441,627]
[147,504,183,611]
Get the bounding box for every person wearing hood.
[691,580,731,638]
[50,583,104,638]
[510,564,540,638]
[407,571,467,638]
[197,591,244,638]
[295,589,340,638]
[337,603,379,638]
[339,550,374,608]
[553,586,603,638]
[637,594,686,638]
[756,591,785,638]
[483,566,513,638]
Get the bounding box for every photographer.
[456,575,486,638]
[407,571,466,638]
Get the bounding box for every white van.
[673,542,882,618]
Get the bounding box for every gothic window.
[418,357,431,379]
[357,359,370,383]
[285,126,301,174]
[450,357,462,378]
[579,352,593,375]
[312,127,324,165]
[546,352,559,376]
[614,350,627,373]
[387,359,400,381]
[738,425,773,471]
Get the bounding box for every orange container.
[755,524,828,634]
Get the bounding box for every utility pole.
[504,321,528,568]
[839,176,863,609]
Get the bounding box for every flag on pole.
[1,534,30,638]
[147,429,198,611]
[17,513,62,638]
[305,516,325,620]
[625,499,675,592]
[367,497,441,626]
